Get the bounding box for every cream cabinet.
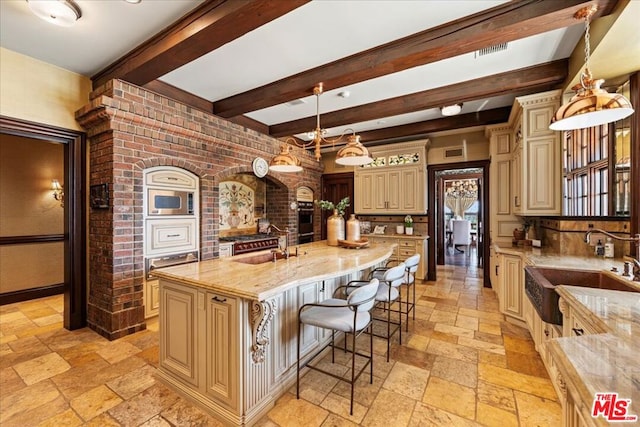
[144,278,160,318]
[496,252,524,321]
[159,280,240,412]
[219,243,233,257]
[510,90,562,216]
[366,235,428,280]
[354,140,428,214]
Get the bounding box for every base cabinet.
[496,253,524,321]
[366,235,428,280]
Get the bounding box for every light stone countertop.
[362,233,429,240]
[549,286,640,426]
[150,241,396,301]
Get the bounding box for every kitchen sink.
[524,266,638,325]
[233,251,296,265]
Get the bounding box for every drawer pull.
[167,234,181,238]
[572,328,584,336]
[212,296,227,303]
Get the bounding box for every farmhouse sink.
[524,266,638,325]
[233,251,296,265]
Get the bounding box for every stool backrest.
[404,254,420,273]
[383,263,406,287]
[347,279,379,312]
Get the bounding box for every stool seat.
[375,283,399,302]
[299,299,372,332]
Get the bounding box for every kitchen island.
[151,240,396,426]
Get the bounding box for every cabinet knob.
[544,329,549,337]
[212,296,227,303]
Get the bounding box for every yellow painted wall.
[0,134,64,293]
[0,47,92,131]
[427,130,489,165]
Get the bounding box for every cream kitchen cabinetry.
[159,280,240,412]
[509,90,562,216]
[366,235,428,280]
[219,243,233,257]
[496,252,525,322]
[354,140,428,214]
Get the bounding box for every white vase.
[405,227,414,235]
[396,225,404,234]
[346,214,361,241]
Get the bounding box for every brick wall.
[76,80,323,340]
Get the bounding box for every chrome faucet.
[585,229,640,281]
[269,224,289,258]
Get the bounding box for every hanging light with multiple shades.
[270,83,372,171]
[549,5,634,131]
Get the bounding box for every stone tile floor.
[0,264,561,426]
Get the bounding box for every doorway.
[427,160,490,287]
[0,116,87,330]
[319,172,354,240]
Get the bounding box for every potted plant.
[315,197,350,245]
[404,215,414,235]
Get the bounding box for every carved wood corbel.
[250,299,277,364]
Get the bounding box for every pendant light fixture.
[549,5,634,131]
[274,83,372,168]
[27,0,82,27]
[269,144,302,173]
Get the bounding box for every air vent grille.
[445,148,464,158]
[475,42,508,58]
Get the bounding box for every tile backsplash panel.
[357,215,428,236]
[538,218,631,258]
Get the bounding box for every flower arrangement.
[404,215,413,228]
[315,197,350,216]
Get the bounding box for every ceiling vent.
[445,147,464,158]
[475,42,508,58]
[286,99,306,107]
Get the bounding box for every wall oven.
[147,189,194,216]
[298,201,314,244]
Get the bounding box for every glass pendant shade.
[269,145,302,173]
[549,80,634,130]
[335,135,373,166]
[27,0,81,27]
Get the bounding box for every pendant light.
[549,6,634,131]
[269,144,302,173]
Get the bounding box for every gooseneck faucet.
[269,224,289,258]
[584,229,640,281]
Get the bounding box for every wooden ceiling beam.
[213,0,616,118]
[92,0,310,88]
[270,60,568,137]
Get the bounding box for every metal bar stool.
[360,263,406,361]
[370,255,419,332]
[296,279,379,415]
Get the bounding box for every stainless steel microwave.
[147,189,194,216]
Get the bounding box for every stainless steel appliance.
[297,201,314,244]
[147,188,194,216]
[145,250,199,279]
[220,235,279,255]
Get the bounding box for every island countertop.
[151,240,396,301]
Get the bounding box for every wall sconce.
[52,179,64,207]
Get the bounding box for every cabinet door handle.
[495,265,499,276]
[544,329,549,337]
[212,296,227,303]
[514,196,519,207]
[572,328,584,336]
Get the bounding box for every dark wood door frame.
[427,159,490,287]
[320,172,354,240]
[1,116,87,330]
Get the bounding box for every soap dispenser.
[595,239,605,256]
[604,238,614,258]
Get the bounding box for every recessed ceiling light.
[440,103,463,116]
[123,0,142,3]
[27,0,82,27]
[337,91,350,98]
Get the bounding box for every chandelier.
[549,5,634,131]
[446,179,478,198]
[270,83,373,171]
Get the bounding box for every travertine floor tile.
[160,399,224,426]
[331,368,384,406]
[38,408,83,427]
[477,380,516,412]
[0,366,26,397]
[96,340,141,364]
[478,363,557,400]
[434,323,475,338]
[478,349,508,368]
[514,390,562,426]
[106,363,157,399]
[0,380,62,425]
[406,334,430,351]
[70,384,123,421]
[409,402,480,427]
[321,413,360,427]
[267,392,329,427]
[107,383,180,426]
[422,376,476,420]
[382,361,429,399]
[457,336,506,355]
[13,351,70,385]
[476,401,519,427]
[455,314,479,331]
[505,350,549,378]
[361,389,415,427]
[425,339,478,363]
[137,415,172,427]
[430,355,477,388]
[428,309,457,325]
[320,392,368,424]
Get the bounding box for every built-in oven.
[297,201,314,244]
[147,188,194,216]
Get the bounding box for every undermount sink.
[524,266,638,325]
[233,251,296,265]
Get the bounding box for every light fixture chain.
[583,15,591,74]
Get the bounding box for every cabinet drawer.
[145,218,198,255]
[398,239,416,248]
[146,169,197,189]
[399,248,416,257]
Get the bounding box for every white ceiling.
[1,0,637,143]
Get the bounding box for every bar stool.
[362,263,406,361]
[370,255,419,332]
[297,278,379,415]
